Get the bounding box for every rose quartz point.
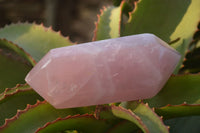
[25,34,180,109]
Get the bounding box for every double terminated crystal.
[25,34,180,109]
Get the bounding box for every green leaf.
[95,105,140,132]
[0,101,95,133]
[0,39,32,92]
[181,46,200,73]
[122,0,200,73]
[0,84,43,126]
[197,40,200,48]
[0,23,74,62]
[0,39,35,66]
[112,0,122,6]
[155,104,200,120]
[145,74,200,107]
[121,1,134,17]
[36,114,111,133]
[64,130,78,133]
[111,103,169,133]
[165,116,200,133]
[108,121,139,133]
[93,3,123,41]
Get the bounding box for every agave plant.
[0,0,200,132]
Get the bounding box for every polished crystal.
[25,34,180,108]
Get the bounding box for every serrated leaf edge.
[141,103,169,131]
[92,1,124,41]
[171,72,200,77]
[125,0,140,24]
[35,113,94,133]
[94,104,149,133]
[157,103,200,109]
[0,83,32,101]
[111,105,149,133]
[180,21,200,70]
[0,100,45,129]
[155,103,200,119]
[93,6,109,41]
[0,38,36,66]
[0,22,75,46]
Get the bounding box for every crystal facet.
[25,34,180,109]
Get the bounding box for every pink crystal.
[25,34,180,109]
